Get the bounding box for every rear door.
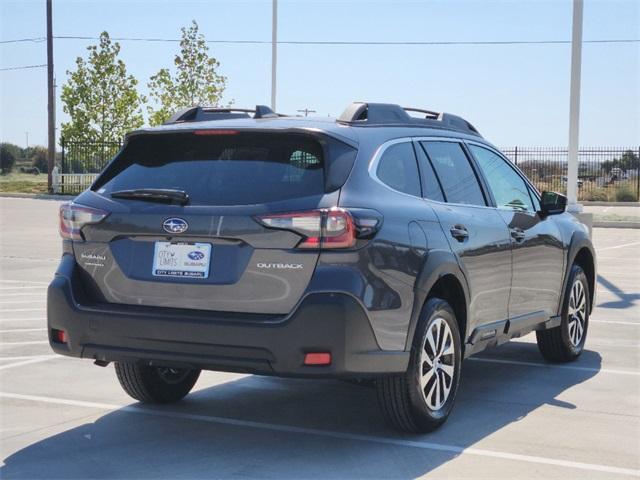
[73,130,355,315]
[417,140,513,335]
[466,143,564,320]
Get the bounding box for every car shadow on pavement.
[597,275,640,310]
[1,343,601,479]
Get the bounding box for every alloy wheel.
[420,317,456,410]
[568,279,587,346]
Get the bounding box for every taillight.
[256,208,360,249]
[59,203,109,241]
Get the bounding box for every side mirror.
[540,191,567,216]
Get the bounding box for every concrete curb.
[582,201,640,207]
[593,221,640,229]
[0,192,75,200]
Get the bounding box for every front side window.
[376,142,421,197]
[420,141,486,206]
[469,145,534,212]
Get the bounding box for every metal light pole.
[46,0,55,192]
[271,0,278,111]
[567,0,583,211]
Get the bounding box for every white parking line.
[0,327,46,333]
[0,355,55,361]
[591,319,640,326]
[0,316,46,321]
[0,292,47,297]
[0,312,45,315]
[0,391,637,477]
[0,286,46,291]
[0,340,49,347]
[0,280,49,285]
[0,300,46,305]
[468,357,639,376]
[597,241,640,252]
[0,356,56,371]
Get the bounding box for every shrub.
[585,188,609,202]
[615,186,638,202]
[29,146,48,173]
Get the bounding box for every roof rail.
[337,102,481,137]
[164,105,280,125]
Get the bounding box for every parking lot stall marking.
[469,357,640,376]
[0,309,46,313]
[0,328,47,333]
[0,292,48,297]
[0,391,637,477]
[0,340,49,347]
[0,300,47,305]
[0,356,57,371]
[0,280,49,286]
[0,317,46,323]
[596,241,640,252]
[0,286,47,291]
[0,355,58,361]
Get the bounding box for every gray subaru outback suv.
[48,102,596,432]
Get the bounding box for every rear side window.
[376,142,421,196]
[95,132,327,206]
[420,141,486,206]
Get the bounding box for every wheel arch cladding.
[426,275,467,350]
[573,246,596,314]
[407,255,469,352]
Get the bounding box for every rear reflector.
[52,329,67,344]
[304,352,332,365]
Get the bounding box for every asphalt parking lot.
[0,197,638,479]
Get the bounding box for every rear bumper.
[48,255,408,377]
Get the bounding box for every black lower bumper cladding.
[47,255,408,378]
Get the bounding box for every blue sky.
[0,0,638,148]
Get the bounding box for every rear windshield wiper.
[110,189,190,205]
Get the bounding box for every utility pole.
[271,0,278,111]
[46,0,55,192]
[567,0,583,212]
[25,132,29,150]
[296,108,317,117]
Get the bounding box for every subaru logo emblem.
[163,218,189,234]
[188,251,205,260]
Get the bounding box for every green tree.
[0,143,18,174]
[61,32,144,144]
[146,20,227,125]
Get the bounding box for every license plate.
[152,242,211,279]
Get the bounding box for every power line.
[1,36,639,46]
[0,37,46,44]
[0,64,47,71]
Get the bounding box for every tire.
[536,264,590,362]
[114,362,201,404]
[376,298,462,433]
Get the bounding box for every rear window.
[94,132,327,205]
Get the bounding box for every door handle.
[450,225,469,242]
[510,228,526,242]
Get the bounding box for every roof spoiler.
[164,105,280,124]
[337,102,481,137]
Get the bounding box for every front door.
[467,143,565,320]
